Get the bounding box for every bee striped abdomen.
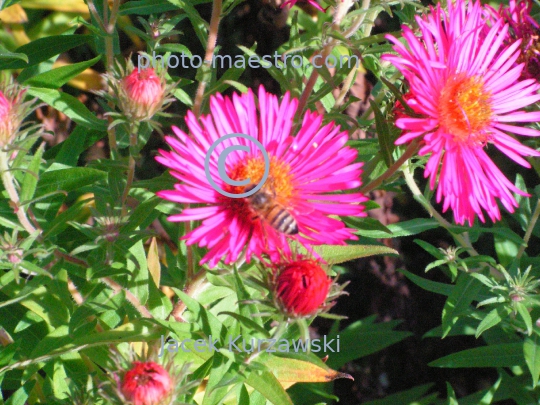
[245,183,299,235]
[265,205,299,235]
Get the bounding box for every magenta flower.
[486,0,540,80]
[156,87,366,267]
[282,0,326,12]
[0,91,12,147]
[383,0,540,226]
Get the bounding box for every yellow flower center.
[438,73,492,146]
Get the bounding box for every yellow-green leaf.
[147,237,161,287]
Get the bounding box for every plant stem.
[185,0,223,282]
[516,198,540,260]
[121,122,140,216]
[170,268,207,322]
[295,0,357,120]
[360,139,419,194]
[295,0,362,120]
[402,161,479,256]
[0,150,37,235]
[103,0,121,156]
[193,0,222,117]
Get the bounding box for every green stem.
[360,139,419,194]
[186,0,223,282]
[516,198,540,260]
[294,0,358,121]
[121,122,140,215]
[402,161,479,256]
[103,0,121,156]
[192,0,222,117]
[169,268,207,322]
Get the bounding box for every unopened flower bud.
[275,259,332,317]
[0,90,16,147]
[120,68,165,121]
[121,361,172,405]
[511,294,525,302]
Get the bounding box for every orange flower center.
[438,73,492,146]
[227,155,294,204]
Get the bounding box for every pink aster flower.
[156,86,367,267]
[383,0,540,226]
[0,79,31,148]
[0,91,13,147]
[485,0,540,80]
[282,0,326,12]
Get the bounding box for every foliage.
[0,0,540,404]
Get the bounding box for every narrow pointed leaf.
[524,334,540,387]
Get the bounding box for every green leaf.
[42,196,92,238]
[54,125,96,166]
[5,379,35,405]
[475,307,508,338]
[494,226,521,267]
[172,288,225,339]
[0,35,93,70]
[19,142,45,203]
[399,269,454,296]
[353,384,435,405]
[478,374,502,405]
[167,0,209,47]
[342,216,392,235]
[429,343,525,368]
[446,383,459,405]
[44,125,106,162]
[441,273,482,338]
[218,312,270,339]
[201,354,235,405]
[0,319,165,374]
[245,370,294,405]
[423,316,478,338]
[326,317,412,369]
[369,99,394,167]
[35,166,107,197]
[311,244,399,264]
[355,218,440,238]
[23,56,101,88]
[128,240,150,305]
[26,88,107,130]
[119,0,178,14]
[524,334,540,387]
[0,45,28,64]
[516,301,533,336]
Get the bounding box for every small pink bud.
[7,249,23,264]
[121,361,172,405]
[511,294,524,302]
[120,68,164,121]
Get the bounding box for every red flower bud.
[275,259,332,317]
[120,68,164,121]
[121,361,172,405]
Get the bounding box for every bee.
[245,183,298,235]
